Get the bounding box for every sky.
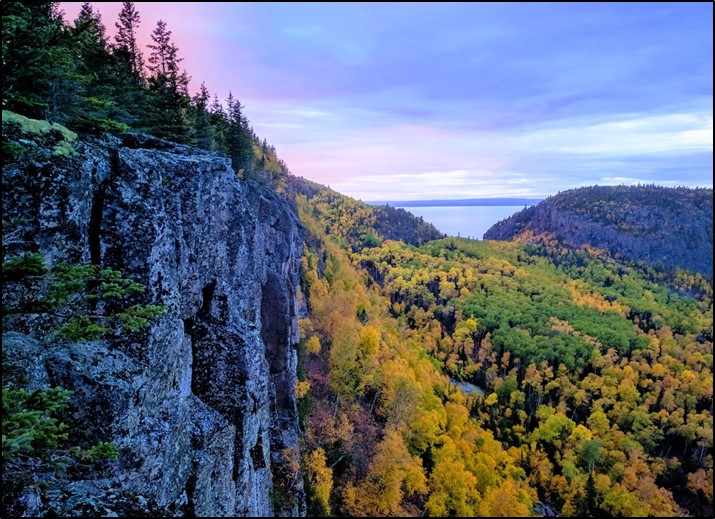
[61,2,713,201]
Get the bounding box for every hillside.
[294,179,713,517]
[483,185,713,277]
[5,131,711,516]
[287,176,444,248]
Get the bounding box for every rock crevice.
[2,133,305,516]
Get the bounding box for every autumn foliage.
[293,180,712,517]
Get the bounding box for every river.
[449,377,486,397]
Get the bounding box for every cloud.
[255,104,711,200]
[331,169,542,201]
[60,2,713,201]
[512,113,713,155]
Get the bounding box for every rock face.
[484,185,713,277]
[2,133,305,516]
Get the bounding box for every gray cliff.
[2,133,305,516]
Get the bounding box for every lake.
[395,205,526,240]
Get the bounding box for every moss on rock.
[2,110,77,155]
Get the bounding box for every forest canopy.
[294,178,713,517]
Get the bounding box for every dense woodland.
[2,2,713,517]
[293,181,713,517]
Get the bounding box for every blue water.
[449,377,486,397]
[395,205,526,240]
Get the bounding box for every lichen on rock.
[2,131,305,516]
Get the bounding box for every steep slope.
[484,185,713,277]
[2,128,304,516]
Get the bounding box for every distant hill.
[484,185,713,276]
[287,176,444,247]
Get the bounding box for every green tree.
[2,386,72,464]
[226,92,255,174]
[208,93,229,149]
[145,19,191,142]
[70,3,132,132]
[191,82,214,150]
[1,2,76,121]
[113,1,143,80]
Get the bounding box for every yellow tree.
[304,448,333,516]
[344,430,427,516]
[425,438,480,516]
[479,479,531,517]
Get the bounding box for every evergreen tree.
[145,19,191,142]
[2,2,74,120]
[70,4,110,128]
[584,472,600,517]
[69,3,144,132]
[113,1,143,81]
[146,19,189,94]
[226,92,254,174]
[191,82,214,150]
[209,93,230,152]
[147,19,171,77]
[74,2,107,46]
[209,94,225,119]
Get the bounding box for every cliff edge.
[2,127,305,516]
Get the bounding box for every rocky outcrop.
[2,133,305,516]
[484,185,713,277]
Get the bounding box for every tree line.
[2,1,287,183]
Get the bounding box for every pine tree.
[147,19,189,94]
[209,94,229,152]
[74,2,107,47]
[585,472,600,516]
[147,19,171,77]
[70,4,107,125]
[226,92,254,174]
[145,19,191,143]
[2,2,74,120]
[191,82,214,150]
[209,94,224,118]
[114,2,143,80]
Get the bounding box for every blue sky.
[62,2,713,201]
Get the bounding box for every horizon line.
[364,197,544,207]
